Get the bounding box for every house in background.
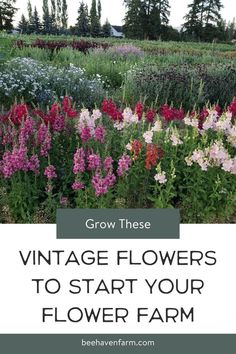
[111,26,125,38]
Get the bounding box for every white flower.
[126,143,132,151]
[170,134,183,146]
[154,172,167,184]
[152,120,162,132]
[143,131,153,144]
[185,157,193,166]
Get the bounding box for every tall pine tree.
[183,0,223,40]
[18,13,28,33]
[61,0,68,29]
[0,0,17,30]
[32,6,41,34]
[97,0,101,20]
[51,0,57,33]
[27,0,34,33]
[90,0,100,37]
[124,0,170,40]
[56,0,62,27]
[76,1,90,36]
[124,0,145,39]
[182,0,203,39]
[42,0,51,34]
[102,18,111,37]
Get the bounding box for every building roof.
[111,25,123,33]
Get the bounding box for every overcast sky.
[15,0,235,28]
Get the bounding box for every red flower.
[135,102,144,120]
[145,144,164,170]
[215,105,222,117]
[161,104,185,122]
[146,109,156,123]
[229,98,236,118]
[7,104,29,125]
[102,99,123,122]
[161,104,174,122]
[132,139,143,160]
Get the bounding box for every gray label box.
[56,209,180,239]
[0,334,235,354]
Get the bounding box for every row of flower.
[15,39,109,53]
[0,96,235,223]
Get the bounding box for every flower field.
[0,35,236,223]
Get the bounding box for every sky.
[15,0,236,28]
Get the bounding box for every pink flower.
[104,157,114,172]
[1,147,28,178]
[19,117,35,146]
[37,124,51,157]
[52,115,65,132]
[81,127,92,142]
[154,172,167,184]
[95,126,106,143]
[72,181,85,191]
[73,148,86,174]
[87,153,101,171]
[60,196,69,206]
[44,165,57,179]
[117,155,132,177]
[92,172,116,196]
[27,154,40,175]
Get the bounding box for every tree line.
[0,0,236,42]
[0,0,111,37]
[124,0,236,42]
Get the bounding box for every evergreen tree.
[42,0,51,34]
[90,0,100,37]
[182,0,223,40]
[27,0,34,33]
[61,0,68,28]
[102,18,111,37]
[76,1,90,36]
[0,0,17,30]
[182,0,203,39]
[97,0,101,20]
[204,0,223,25]
[56,0,62,27]
[27,0,32,22]
[124,0,170,40]
[50,0,57,33]
[158,0,170,26]
[124,0,145,39]
[18,13,28,33]
[32,6,41,34]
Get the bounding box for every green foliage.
[124,0,170,40]
[122,63,236,110]
[76,1,90,36]
[182,0,224,41]
[102,19,111,37]
[0,0,17,30]
[90,0,101,37]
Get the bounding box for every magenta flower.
[73,148,86,174]
[104,156,114,172]
[27,154,40,175]
[95,126,106,143]
[19,117,35,146]
[72,181,85,191]
[52,115,65,132]
[1,147,28,178]
[44,165,57,179]
[87,153,101,171]
[117,155,132,177]
[81,127,92,142]
[92,172,116,197]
